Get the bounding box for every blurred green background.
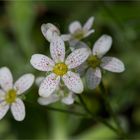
[0,0,140,139]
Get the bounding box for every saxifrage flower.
[30,35,90,97]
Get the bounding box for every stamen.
[87,55,101,69]
[5,89,17,104]
[53,63,68,76]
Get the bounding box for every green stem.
[100,81,127,138]
[46,106,88,118]
[78,95,119,134]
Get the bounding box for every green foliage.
[0,1,140,139]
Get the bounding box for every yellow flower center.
[53,63,68,76]
[5,89,17,104]
[72,30,84,40]
[87,55,101,69]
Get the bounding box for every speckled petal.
[30,54,55,71]
[0,67,13,92]
[11,98,25,121]
[86,68,101,89]
[69,21,82,33]
[14,74,35,95]
[50,35,65,63]
[93,35,112,58]
[62,71,83,94]
[39,73,60,97]
[65,48,90,69]
[101,57,125,73]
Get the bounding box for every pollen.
[87,55,101,69]
[5,89,17,104]
[53,63,68,76]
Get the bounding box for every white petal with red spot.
[86,67,101,89]
[65,48,90,69]
[11,98,25,121]
[101,57,125,73]
[39,73,60,97]
[50,35,65,63]
[0,67,13,92]
[30,54,55,71]
[93,35,112,58]
[62,71,83,94]
[14,74,35,95]
[69,21,82,33]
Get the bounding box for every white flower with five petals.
[30,35,90,97]
[0,67,34,121]
[36,76,75,105]
[77,35,125,89]
[61,17,95,41]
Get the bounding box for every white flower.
[36,77,75,105]
[61,17,95,41]
[30,35,90,97]
[0,67,34,121]
[77,35,125,89]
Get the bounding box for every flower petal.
[38,94,59,105]
[11,98,25,121]
[83,17,94,31]
[41,23,60,42]
[84,29,95,38]
[69,40,89,51]
[69,21,82,33]
[61,34,71,41]
[35,76,45,86]
[75,62,88,76]
[14,74,35,95]
[62,71,83,94]
[93,35,112,58]
[101,57,125,73]
[0,101,9,120]
[0,89,6,97]
[65,48,90,69]
[30,54,55,71]
[0,67,13,92]
[39,73,60,97]
[50,35,65,63]
[86,68,101,89]
[61,92,74,105]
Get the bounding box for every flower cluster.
[0,17,125,121]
